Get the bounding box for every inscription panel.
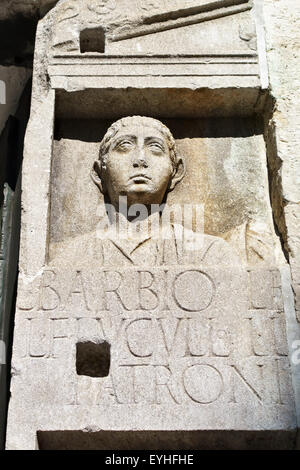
[12,266,294,423]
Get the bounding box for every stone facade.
[0,0,299,450]
[263,0,300,321]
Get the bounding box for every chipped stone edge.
[281,265,300,449]
[252,0,269,90]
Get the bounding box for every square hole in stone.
[80,27,105,53]
[76,340,110,377]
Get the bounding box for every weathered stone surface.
[50,117,284,267]
[47,0,260,98]
[6,265,297,449]
[50,0,254,54]
[4,0,300,450]
[263,0,300,322]
[7,114,297,449]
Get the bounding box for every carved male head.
[92,116,185,207]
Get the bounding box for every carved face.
[100,125,174,206]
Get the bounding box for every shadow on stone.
[37,429,296,450]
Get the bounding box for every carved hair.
[98,116,178,171]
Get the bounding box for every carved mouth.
[129,175,151,183]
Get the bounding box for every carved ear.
[169,155,186,191]
[91,160,105,193]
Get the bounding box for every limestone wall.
[263,0,300,322]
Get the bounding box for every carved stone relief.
[50,117,284,268]
[51,117,241,267]
[51,0,255,55]
[4,0,300,451]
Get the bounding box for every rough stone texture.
[50,1,254,54]
[263,0,300,322]
[281,266,300,450]
[262,0,300,449]
[50,117,284,267]
[6,265,298,450]
[4,0,300,450]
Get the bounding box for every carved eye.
[148,141,164,153]
[116,140,134,151]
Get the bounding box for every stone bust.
[52,116,239,267]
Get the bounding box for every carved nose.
[133,153,148,168]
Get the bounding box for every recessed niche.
[80,27,105,53]
[76,340,110,377]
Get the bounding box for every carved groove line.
[111,4,252,42]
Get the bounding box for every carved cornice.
[111,0,252,42]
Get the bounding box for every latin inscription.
[17,268,218,314]
[16,267,291,408]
